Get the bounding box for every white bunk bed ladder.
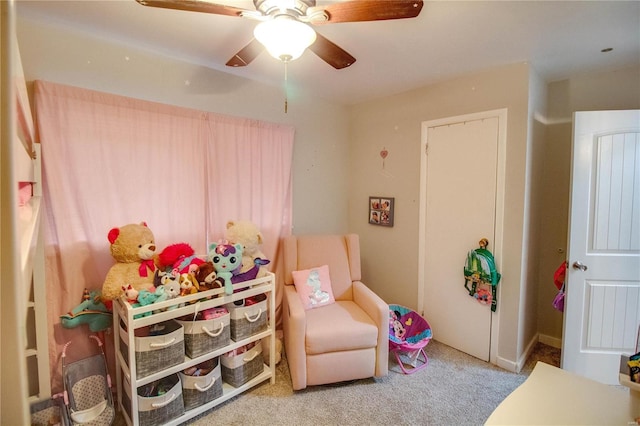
[11,41,51,405]
[1,3,51,423]
[23,143,52,403]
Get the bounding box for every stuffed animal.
[225,220,270,278]
[261,330,284,366]
[208,241,243,295]
[122,284,139,304]
[232,258,270,283]
[179,273,200,297]
[101,222,157,301]
[154,280,182,312]
[60,289,112,332]
[157,242,204,274]
[153,269,166,287]
[132,289,159,319]
[159,269,180,287]
[194,261,221,291]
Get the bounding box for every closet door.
[420,111,504,362]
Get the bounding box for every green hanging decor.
[463,238,501,312]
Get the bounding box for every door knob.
[572,261,588,271]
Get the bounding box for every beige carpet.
[115,340,560,425]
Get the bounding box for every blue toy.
[208,242,243,295]
[131,289,158,318]
[60,289,112,332]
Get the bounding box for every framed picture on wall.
[369,196,394,227]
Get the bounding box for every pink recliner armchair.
[282,234,388,390]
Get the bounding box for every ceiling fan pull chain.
[284,61,289,113]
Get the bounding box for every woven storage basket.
[30,397,70,426]
[221,343,264,387]
[176,308,230,358]
[225,294,268,341]
[119,320,185,378]
[124,374,184,426]
[179,358,223,411]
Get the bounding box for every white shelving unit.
[113,272,276,426]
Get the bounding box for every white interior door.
[562,110,640,384]
[420,112,503,362]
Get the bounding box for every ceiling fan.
[135,0,424,69]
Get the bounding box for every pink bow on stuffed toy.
[138,259,156,277]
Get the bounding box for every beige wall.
[348,63,532,365]
[16,17,351,237]
[347,63,640,366]
[521,69,547,358]
[536,65,640,344]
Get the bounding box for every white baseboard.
[496,356,518,373]
[516,335,539,372]
[538,333,562,349]
[495,333,562,373]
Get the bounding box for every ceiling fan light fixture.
[254,17,316,62]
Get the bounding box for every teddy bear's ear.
[108,227,120,244]
[226,221,235,229]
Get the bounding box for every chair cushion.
[292,264,335,310]
[305,301,379,355]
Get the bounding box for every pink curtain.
[206,115,294,326]
[34,80,293,393]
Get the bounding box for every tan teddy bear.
[101,222,157,301]
[225,220,269,277]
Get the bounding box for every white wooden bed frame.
[1,2,50,423]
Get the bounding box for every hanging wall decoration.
[369,196,394,227]
[380,148,389,169]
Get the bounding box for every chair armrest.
[353,281,389,377]
[353,280,387,327]
[283,284,308,390]
[284,285,306,328]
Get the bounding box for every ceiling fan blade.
[319,0,423,23]
[308,33,356,69]
[226,39,264,67]
[135,0,249,17]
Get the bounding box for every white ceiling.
[15,0,640,105]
